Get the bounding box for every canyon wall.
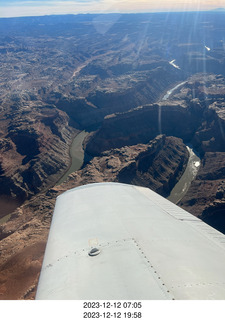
[0,135,189,299]
[0,101,77,200]
[84,100,202,156]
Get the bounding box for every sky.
[0,0,224,18]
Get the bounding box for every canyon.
[0,12,225,299]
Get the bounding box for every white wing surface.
[36,182,225,300]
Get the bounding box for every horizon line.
[0,9,225,19]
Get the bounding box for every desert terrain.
[0,12,225,299]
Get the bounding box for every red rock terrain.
[0,135,189,299]
[0,13,225,300]
[0,98,77,200]
[0,194,53,299]
[179,152,225,234]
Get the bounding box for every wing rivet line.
[134,239,175,300]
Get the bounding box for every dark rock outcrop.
[85,100,202,156]
[53,66,183,130]
[192,101,225,153]
[0,102,77,200]
[179,152,225,233]
[1,12,225,300]
[0,135,189,299]
[117,135,189,197]
[58,135,189,198]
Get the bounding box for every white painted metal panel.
[36,183,225,300]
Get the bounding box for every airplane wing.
[36,182,225,300]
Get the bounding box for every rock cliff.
[50,65,183,130]
[1,13,225,301]
[0,100,77,201]
[179,152,225,234]
[0,135,188,299]
[84,100,202,156]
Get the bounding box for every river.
[0,131,88,225]
[56,81,200,200]
[167,146,200,204]
[56,130,89,185]
[161,81,201,204]
[0,81,198,225]
[162,81,187,101]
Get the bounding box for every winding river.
[56,80,201,204]
[161,81,201,204]
[0,131,89,225]
[162,81,187,101]
[0,81,200,225]
[167,146,200,204]
[56,130,89,185]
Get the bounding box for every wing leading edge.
[36,182,225,300]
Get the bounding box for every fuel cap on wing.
[88,248,101,256]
